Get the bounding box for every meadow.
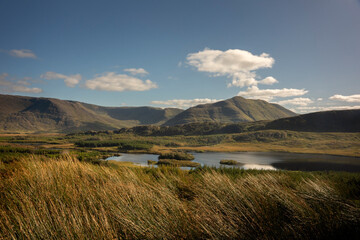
[1,129,359,157]
[0,131,359,239]
[1,155,359,239]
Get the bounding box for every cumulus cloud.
[276,98,314,106]
[0,73,42,93]
[85,72,157,92]
[329,94,360,103]
[41,72,81,87]
[237,86,308,101]
[10,85,42,93]
[295,105,360,113]
[123,68,149,76]
[187,48,276,87]
[0,73,9,84]
[151,98,221,108]
[9,49,37,59]
[258,76,278,85]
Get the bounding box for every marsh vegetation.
[220,159,243,165]
[0,128,359,239]
[1,155,359,239]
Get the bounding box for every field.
[1,155,360,239]
[1,129,359,159]
[0,130,359,239]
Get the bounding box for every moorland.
[1,94,360,239]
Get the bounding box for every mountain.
[265,109,360,132]
[116,109,360,136]
[163,96,296,126]
[2,94,358,134]
[0,94,183,132]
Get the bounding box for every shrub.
[157,159,200,167]
[220,159,242,166]
[158,152,195,160]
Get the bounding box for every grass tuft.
[0,155,359,239]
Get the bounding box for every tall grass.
[1,156,359,239]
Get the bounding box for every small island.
[220,159,244,166]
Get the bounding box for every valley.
[1,94,359,239]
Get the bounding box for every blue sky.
[0,0,359,112]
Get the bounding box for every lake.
[106,152,360,172]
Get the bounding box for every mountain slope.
[163,96,296,126]
[265,109,360,132]
[0,94,183,132]
[116,109,360,136]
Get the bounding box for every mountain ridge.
[163,96,297,126]
[0,94,298,133]
[0,94,183,132]
[116,109,360,136]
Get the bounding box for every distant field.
[1,129,359,157]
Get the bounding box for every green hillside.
[265,109,360,132]
[163,96,296,126]
[0,94,182,133]
[117,109,360,136]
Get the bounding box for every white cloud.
[237,86,308,101]
[227,71,258,87]
[187,48,276,87]
[85,72,157,92]
[276,98,314,106]
[0,73,42,93]
[123,68,149,76]
[151,98,221,108]
[0,73,9,85]
[295,105,360,113]
[321,105,360,110]
[9,49,37,59]
[41,72,81,87]
[317,98,323,101]
[258,76,278,85]
[329,94,360,103]
[11,85,42,93]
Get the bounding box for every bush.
[75,140,153,151]
[220,159,242,166]
[118,141,153,152]
[158,152,195,160]
[156,159,200,167]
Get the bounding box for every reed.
[0,155,359,239]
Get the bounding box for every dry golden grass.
[171,142,360,157]
[1,155,359,239]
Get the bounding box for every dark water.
[107,152,360,172]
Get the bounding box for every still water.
[107,152,360,172]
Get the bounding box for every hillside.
[0,94,182,132]
[163,96,296,126]
[265,109,360,132]
[116,109,360,136]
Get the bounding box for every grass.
[147,160,157,165]
[158,151,195,160]
[0,155,359,239]
[157,159,200,167]
[1,130,359,157]
[220,159,243,165]
[75,139,153,152]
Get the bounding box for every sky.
[0,0,359,113]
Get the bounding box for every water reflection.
[106,152,360,172]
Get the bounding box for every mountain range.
[0,94,298,133]
[0,94,182,132]
[163,96,296,126]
